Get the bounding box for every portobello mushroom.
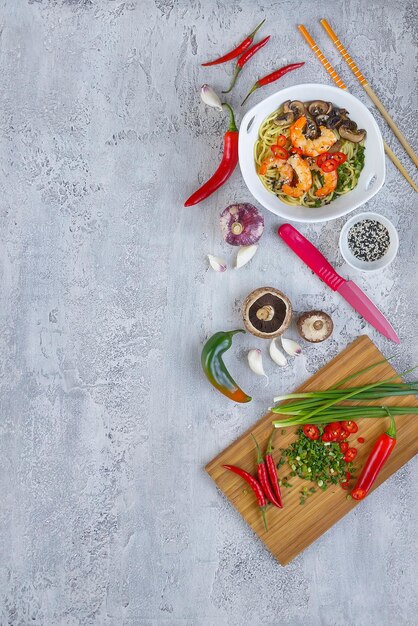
[274,111,294,127]
[242,287,292,339]
[308,100,332,117]
[339,122,366,143]
[297,311,333,343]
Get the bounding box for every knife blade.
[278,224,400,343]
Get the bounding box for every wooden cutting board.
[205,336,418,565]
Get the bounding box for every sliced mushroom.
[304,117,319,139]
[284,100,306,118]
[339,122,366,143]
[326,109,345,129]
[274,111,294,127]
[243,287,292,339]
[308,100,332,117]
[297,311,333,343]
[316,114,329,126]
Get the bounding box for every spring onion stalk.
[273,406,418,429]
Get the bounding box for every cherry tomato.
[341,481,350,490]
[275,134,287,147]
[342,420,358,434]
[344,447,358,463]
[322,432,332,442]
[290,146,303,155]
[325,422,342,441]
[338,428,350,441]
[303,424,320,440]
[357,437,365,444]
[339,442,349,453]
[331,151,347,165]
[321,159,338,172]
[271,145,289,160]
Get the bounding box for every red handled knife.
[278,224,399,343]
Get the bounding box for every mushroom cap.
[220,203,264,246]
[242,287,292,339]
[297,311,333,343]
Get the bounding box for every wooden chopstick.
[297,24,418,193]
[320,18,418,170]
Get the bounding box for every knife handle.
[278,224,345,291]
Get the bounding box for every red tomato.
[341,481,350,490]
[357,437,365,444]
[344,447,358,463]
[303,424,320,440]
[342,420,358,434]
[322,432,332,442]
[276,134,287,147]
[271,145,289,160]
[339,442,349,453]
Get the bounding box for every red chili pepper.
[322,432,331,442]
[342,420,358,434]
[241,62,305,106]
[275,134,287,148]
[222,36,270,94]
[201,19,266,66]
[265,429,283,508]
[341,481,350,490]
[339,442,349,453]
[358,437,365,444]
[184,104,238,207]
[303,424,320,441]
[251,434,282,508]
[352,414,397,501]
[344,447,358,463]
[316,151,347,172]
[338,428,350,441]
[223,464,268,530]
[325,422,342,442]
[321,159,339,173]
[271,144,289,160]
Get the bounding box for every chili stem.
[221,102,238,132]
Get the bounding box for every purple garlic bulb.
[220,203,264,246]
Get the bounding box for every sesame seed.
[347,219,390,262]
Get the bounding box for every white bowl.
[339,211,399,272]
[238,83,385,223]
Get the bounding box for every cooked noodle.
[254,105,365,208]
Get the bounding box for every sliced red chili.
[321,159,338,173]
[276,134,287,147]
[303,424,320,440]
[345,471,351,480]
[331,151,347,165]
[338,428,350,441]
[290,146,303,155]
[325,422,342,441]
[341,481,350,490]
[344,447,358,463]
[271,145,289,160]
[322,432,332,442]
[342,420,358,434]
[357,437,365,444]
[316,152,331,167]
[339,442,349,453]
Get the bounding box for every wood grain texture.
[206,336,418,565]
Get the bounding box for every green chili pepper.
[201,330,251,403]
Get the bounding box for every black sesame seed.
[347,219,390,262]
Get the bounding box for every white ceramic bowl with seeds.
[339,211,399,272]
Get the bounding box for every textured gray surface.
[0,1,417,624]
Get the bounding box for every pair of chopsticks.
[298,20,418,193]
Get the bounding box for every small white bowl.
[339,212,399,272]
[238,83,385,223]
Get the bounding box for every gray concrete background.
[0,1,417,624]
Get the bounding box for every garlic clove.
[247,348,268,380]
[200,84,223,112]
[207,254,227,272]
[281,336,302,357]
[235,245,258,269]
[269,339,288,367]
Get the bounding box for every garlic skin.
[247,349,268,380]
[235,245,258,269]
[200,84,223,112]
[281,336,302,357]
[269,339,287,367]
[207,254,227,272]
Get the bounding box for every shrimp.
[282,154,312,198]
[259,156,293,183]
[290,115,337,157]
[315,170,338,197]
